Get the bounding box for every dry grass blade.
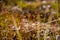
[11,14,22,40]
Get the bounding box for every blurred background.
[0,0,60,40]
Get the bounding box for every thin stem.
[37,14,40,40]
[55,0,59,17]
